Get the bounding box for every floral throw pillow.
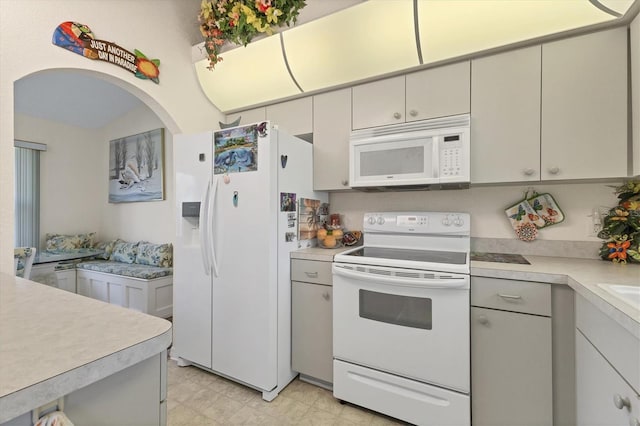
[94,239,121,260]
[136,242,173,268]
[46,232,96,251]
[110,241,139,264]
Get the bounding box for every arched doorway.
[13,67,180,263]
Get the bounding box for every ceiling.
[14,71,143,129]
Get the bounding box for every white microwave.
[349,114,470,190]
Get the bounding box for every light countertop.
[291,246,351,262]
[293,248,640,338]
[0,273,172,423]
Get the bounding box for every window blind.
[14,142,45,248]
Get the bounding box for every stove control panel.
[363,212,470,235]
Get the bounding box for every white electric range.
[332,211,471,426]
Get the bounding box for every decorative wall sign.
[52,22,160,84]
[109,128,165,203]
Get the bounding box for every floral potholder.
[526,193,564,228]
[505,191,564,241]
[505,198,542,241]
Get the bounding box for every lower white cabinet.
[471,277,553,426]
[575,294,640,426]
[30,263,76,293]
[291,259,333,385]
[576,331,639,426]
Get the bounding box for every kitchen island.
[0,273,172,425]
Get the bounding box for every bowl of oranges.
[316,227,344,249]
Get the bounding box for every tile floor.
[167,360,408,425]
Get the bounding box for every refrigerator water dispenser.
[182,202,201,217]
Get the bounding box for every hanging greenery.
[198,0,306,70]
[597,180,640,263]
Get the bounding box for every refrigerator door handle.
[209,177,220,277]
[199,179,212,276]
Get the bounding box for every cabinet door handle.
[341,179,349,186]
[322,292,330,301]
[477,315,489,325]
[304,271,318,278]
[409,110,418,117]
[498,293,522,300]
[613,394,631,410]
[393,112,402,119]
[523,168,535,176]
[548,167,560,175]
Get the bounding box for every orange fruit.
[317,229,327,240]
[323,236,337,248]
[332,229,344,239]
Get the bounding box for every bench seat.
[76,260,172,279]
[76,263,173,318]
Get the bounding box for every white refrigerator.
[172,122,327,401]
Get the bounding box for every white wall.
[330,181,621,241]
[14,114,103,248]
[100,105,174,244]
[0,0,225,272]
[15,103,175,248]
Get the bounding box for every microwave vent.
[353,182,470,192]
[351,113,470,140]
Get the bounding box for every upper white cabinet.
[225,97,313,136]
[352,76,405,129]
[471,46,542,183]
[313,88,352,191]
[541,28,628,180]
[352,62,470,130]
[472,28,628,184]
[266,97,313,136]
[405,61,471,122]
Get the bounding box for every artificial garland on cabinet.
[199,0,306,69]
[597,180,640,263]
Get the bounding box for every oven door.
[332,262,470,393]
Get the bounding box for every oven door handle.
[333,265,468,289]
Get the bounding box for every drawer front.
[291,259,332,285]
[471,277,551,316]
[334,359,470,426]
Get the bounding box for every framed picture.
[109,128,165,203]
[214,123,258,175]
[298,198,329,241]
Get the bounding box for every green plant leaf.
[134,49,148,59]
